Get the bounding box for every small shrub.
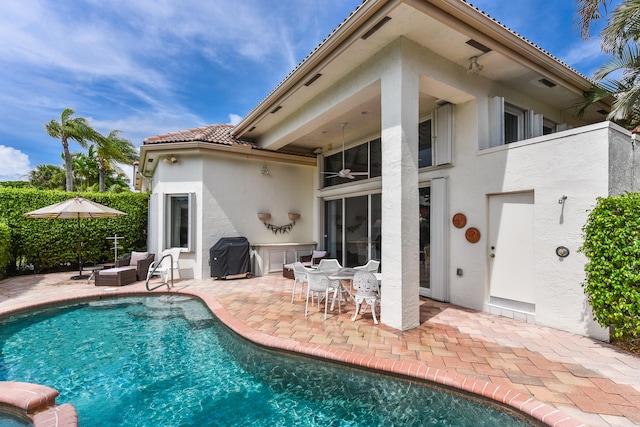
[581,193,640,339]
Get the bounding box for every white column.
[380,43,420,330]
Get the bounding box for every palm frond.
[577,0,613,39]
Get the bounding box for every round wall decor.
[452,213,467,228]
[465,227,481,243]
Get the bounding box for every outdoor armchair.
[115,251,154,281]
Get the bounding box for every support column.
[380,42,420,330]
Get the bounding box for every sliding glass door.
[324,193,381,268]
[419,186,431,291]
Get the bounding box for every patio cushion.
[129,251,149,266]
[311,250,327,259]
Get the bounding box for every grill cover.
[209,237,251,279]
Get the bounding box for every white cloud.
[0,145,31,181]
[227,114,242,125]
[559,38,607,76]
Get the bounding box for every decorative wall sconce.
[257,212,271,221]
[258,212,300,234]
[261,165,270,175]
[164,155,178,164]
[288,213,300,222]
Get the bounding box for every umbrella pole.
[71,215,87,280]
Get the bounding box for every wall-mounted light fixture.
[261,165,270,176]
[558,195,567,205]
[556,246,570,258]
[468,56,484,73]
[164,155,178,164]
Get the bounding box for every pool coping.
[0,287,587,427]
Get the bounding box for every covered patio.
[1,273,639,426]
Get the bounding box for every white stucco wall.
[440,119,629,340]
[280,38,623,338]
[151,151,316,280]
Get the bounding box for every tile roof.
[143,123,255,147]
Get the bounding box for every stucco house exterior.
[137,0,639,341]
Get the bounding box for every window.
[419,120,432,168]
[166,193,193,250]
[323,138,381,187]
[504,103,525,144]
[543,118,557,135]
[488,97,547,147]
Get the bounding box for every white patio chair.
[354,259,380,272]
[317,258,342,274]
[305,269,341,319]
[291,262,310,303]
[351,270,381,324]
[147,248,182,284]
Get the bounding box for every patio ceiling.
[233,0,608,153]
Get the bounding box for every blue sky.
[0,0,613,182]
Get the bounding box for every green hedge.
[0,188,149,275]
[0,221,10,278]
[582,193,640,339]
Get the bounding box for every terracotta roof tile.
[143,124,255,147]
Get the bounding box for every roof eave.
[232,0,391,138]
[232,0,611,140]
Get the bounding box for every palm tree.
[577,0,640,53]
[71,148,99,191]
[44,109,100,191]
[95,130,138,192]
[576,0,640,129]
[28,164,65,190]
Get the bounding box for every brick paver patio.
[1,272,639,426]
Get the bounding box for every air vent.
[248,126,256,132]
[304,73,322,87]
[466,39,491,53]
[270,106,282,114]
[361,16,391,40]
[538,78,557,88]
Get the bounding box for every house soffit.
[234,0,603,153]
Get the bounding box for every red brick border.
[0,382,77,427]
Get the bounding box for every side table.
[84,266,104,285]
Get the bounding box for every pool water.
[0,411,32,427]
[0,296,535,426]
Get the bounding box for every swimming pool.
[0,410,32,427]
[0,296,536,426]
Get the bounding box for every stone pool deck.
[1,272,639,426]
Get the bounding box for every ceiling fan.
[323,122,369,180]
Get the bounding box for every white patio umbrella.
[25,196,126,279]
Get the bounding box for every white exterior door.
[488,192,535,310]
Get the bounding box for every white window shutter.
[526,111,543,138]
[187,192,195,252]
[148,193,158,255]
[488,96,504,147]
[433,103,453,165]
[430,177,449,302]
